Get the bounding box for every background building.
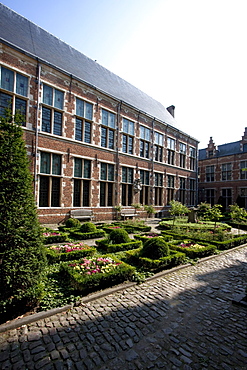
[198,128,247,210]
[0,4,198,223]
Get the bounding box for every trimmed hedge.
[60,257,135,294]
[69,230,105,240]
[138,250,186,271]
[169,243,216,259]
[45,246,96,263]
[159,221,231,232]
[161,230,247,251]
[140,237,170,259]
[96,239,142,253]
[43,231,69,245]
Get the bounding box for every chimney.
[167,105,175,117]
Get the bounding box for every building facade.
[0,4,198,223]
[198,129,247,210]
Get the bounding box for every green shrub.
[109,228,131,244]
[65,217,81,228]
[0,111,46,322]
[104,241,142,253]
[138,251,186,271]
[80,222,97,233]
[60,257,135,294]
[140,237,170,259]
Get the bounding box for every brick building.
[198,129,247,210]
[0,4,198,223]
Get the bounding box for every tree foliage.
[169,200,188,225]
[0,110,46,320]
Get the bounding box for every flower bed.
[60,256,135,294]
[169,241,216,259]
[45,242,96,263]
[43,229,69,244]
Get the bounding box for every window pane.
[101,163,107,180]
[1,67,14,92]
[74,158,82,177]
[85,102,93,120]
[101,127,107,147]
[43,84,53,105]
[109,112,115,128]
[123,118,128,133]
[128,168,133,183]
[84,121,91,143]
[75,118,82,141]
[100,182,106,206]
[40,152,50,174]
[84,160,91,178]
[53,111,62,136]
[76,98,84,117]
[0,92,12,117]
[146,128,150,141]
[107,183,113,206]
[51,177,60,207]
[108,164,114,181]
[102,109,108,125]
[52,154,61,175]
[122,167,127,183]
[108,129,114,149]
[122,134,127,153]
[15,98,26,125]
[129,121,134,136]
[73,179,81,207]
[129,136,133,154]
[54,89,64,109]
[16,73,28,97]
[83,180,90,206]
[140,126,145,139]
[39,176,49,207]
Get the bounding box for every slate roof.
[199,140,242,160]
[0,3,179,128]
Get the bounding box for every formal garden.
[1,112,247,324]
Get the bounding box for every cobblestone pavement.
[0,246,247,370]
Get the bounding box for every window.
[154,132,163,162]
[179,142,186,168]
[122,118,134,154]
[42,84,64,136]
[178,177,186,204]
[101,109,115,149]
[140,125,150,158]
[75,98,93,143]
[167,175,175,204]
[206,189,215,206]
[189,179,196,205]
[239,188,247,208]
[122,167,134,206]
[39,152,62,207]
[0,66,28,124]
[222,163,232,181]
[206,165,214,182]
[167,137,175,165]
[221,189,232,210]
[73,158,91,207]
[154,173,163,206]
[100,163,114,206]
[189,147,196,170]
[140,169,150,205]
[240,161,247,179]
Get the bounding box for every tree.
[229,204,247,233]
[197,202,211,220]
[169,200,188,226]
[0,110,46,321]
[206,204,223,231]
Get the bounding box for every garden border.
[0,243,246,333]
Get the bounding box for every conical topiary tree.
[0,110,46,321]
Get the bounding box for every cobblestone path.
[0,246,247,369]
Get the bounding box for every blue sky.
[1,0,247,148]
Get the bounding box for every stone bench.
[120,209,137,220]
[69,209,95,221]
